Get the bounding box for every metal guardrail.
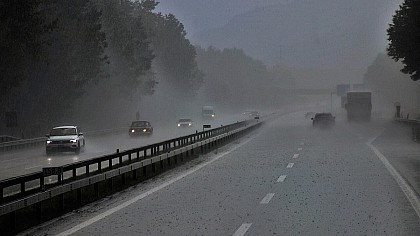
[0,136,20,143]
[0,120,254,207]
[394,118,420,142]
[0,127,128,152]
[0,119,261,235]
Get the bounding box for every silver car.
[45,126,85,155]
[177,118,194,127]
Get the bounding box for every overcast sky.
[155,0,292,36]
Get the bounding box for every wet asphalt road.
[0,116,243,181]
[21,112,420,235]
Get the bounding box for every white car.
[177,118,193,127]
[45,126,85,155]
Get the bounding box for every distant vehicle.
[45,126,85,155]
[129,120,153,136]
[202,105,215,119]
[305,112,316,119]
[178,118,193,127]
[345,91,372,122]
[311,113,335,128]
[242,111,259,120]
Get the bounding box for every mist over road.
[23,111,420,235]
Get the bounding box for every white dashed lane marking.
[277,175,287,182]
[260,193,275,204]
[298,148,303,151]
[292,154,299,159]
[287,163,294,168]
[233,223,252,236]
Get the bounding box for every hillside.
[192,0,401,86]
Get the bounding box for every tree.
[387,0,420,81]
[0,0,55,99]
[364,53,420,116]
[139,1,204,97]
[13,0,108,133]
[195,46,276,108]
[95,0,155,96]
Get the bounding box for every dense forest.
[364,53,420,118]
[0,0,297,137]
[0,0,203,136]
[195,46,296,110]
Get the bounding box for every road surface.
[0,116,243,181]
[20,111,420,235]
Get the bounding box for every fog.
[4,1,420,235]
[0,0,410,137]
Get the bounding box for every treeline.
[195,46,296,110]
[0,0,202,136]
[364,53,420,118]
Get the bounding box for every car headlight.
[70,139,77,143]
[131,129,135,133]
[211,114,215,117]
[46,140,52,144]
[188,123,192,126]
[178,124,180,127]
[143,129,147,132]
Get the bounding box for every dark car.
[311,113,335,128]
[129,121,153,136]
[305,112,316,119]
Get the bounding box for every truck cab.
[202,105,215,119]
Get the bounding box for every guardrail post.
[58,173,62,184]
[117,149,122,166]
[40,176,45,191]
[73,168,77,180]
[20,182,25,195]
[98,161,102,172]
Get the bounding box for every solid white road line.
[297,148,303,151]
[277,175,287,182]
[300,142,304,145]
[233,223,252,236]
[287,163,294,168]
[292,154,299,159]
[56,134,259,236]
[260,193,275,204]
[367,131,420,219]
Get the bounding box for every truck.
[202,105,215,119]
[345,91,372,122]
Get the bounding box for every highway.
[21,111,420,235]
[0,115,244,181]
